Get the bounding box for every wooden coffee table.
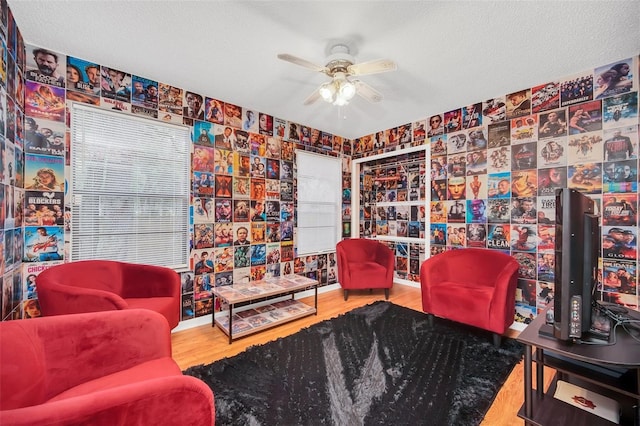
[212,274,318,343]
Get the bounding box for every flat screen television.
[552,188,601,342]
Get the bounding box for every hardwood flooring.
[172,284,551,425]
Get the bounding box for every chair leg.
[384,288,389,300]
[427,313,434,327]
[343,290,348,301]
[493,333,501,348]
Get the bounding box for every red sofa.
[0,309,214,426]
[36,260,181,329]
[420,248,519,346]
[336,238,395,300]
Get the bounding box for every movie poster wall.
[0,1,348,323]
[1,2,31,322]
[1,0,638,326]
[355,55,640,323]
[359,150,428,281]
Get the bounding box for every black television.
[552,188,601,342]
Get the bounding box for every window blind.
[295,150,341,255]
[70,104,191,270]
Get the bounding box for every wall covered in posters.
[353,55,640,323]
[1,2,33,322]
[0,1,352,323]
[357,149,429,282]
[1,0,638,328]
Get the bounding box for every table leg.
[211,297,216,327]
[314,285,318,314]
[524,344,532,419]
[536,347,544,396]
[635,368,640,423]
[228,303,233,345]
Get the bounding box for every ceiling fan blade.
[348,59,397,76]
[303,87,322,106]
[354,80,384,103]
[277,53,329,74]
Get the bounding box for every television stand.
[518,307,640,425]
[538,322,554,339]
[538,323,611,345]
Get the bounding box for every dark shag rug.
[184,301,524,426]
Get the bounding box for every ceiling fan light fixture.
[333,96,349,106]
[339,80,356,100]
[277,44,397,108]
[319,82,336,102]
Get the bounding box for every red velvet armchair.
[336,238,395,301]
[36,260,181,329]
[420,248,519,346]
[0,309,214,426]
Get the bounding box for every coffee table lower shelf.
[214,299,317,343]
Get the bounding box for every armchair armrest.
[488,259,519,317]
[374,244,393,265]
[0,375,215,426]
[336,245,352,287]
[121,264,180,299]
[375,244,395,281]
[35,309,172,399]
[420,252,449,289]
[38,283,129,316]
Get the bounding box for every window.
[70,104,191,270]
[295,150,341,255]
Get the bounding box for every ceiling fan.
[277,42,397,107]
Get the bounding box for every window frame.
[295,150,342,256]
[69,103,191,270]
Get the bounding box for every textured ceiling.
[8,0,640,139]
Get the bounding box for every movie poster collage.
[0,2,353,322]
[55,42,351,322]
[15,46,352,323]
[1,5,68,322]
[359,151,428,281]
[181,101,351,320]
[1,0,637,326]
[357,55,640,322]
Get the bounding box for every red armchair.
[36,260,181,328]
[0,309,214,426]
[420,248,519,346]
[336,238,395,301]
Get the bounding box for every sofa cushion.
[47,358,181,403]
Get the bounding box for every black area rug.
[184,301,524,426]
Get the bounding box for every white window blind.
[70,104,190,270]
[296,150,341,255]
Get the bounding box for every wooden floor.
[172,285,551,425]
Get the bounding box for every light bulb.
[319,82,336,103]
[339,80,356,100]
[333,96,348,106]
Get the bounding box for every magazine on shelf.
[230,320,253,334]
[267,310,287,321]
[553,380,620,423]
[271,299,298,309]
[217,299,314,332]
[214,286,242,299]
[236,308,260,319]
[247,314,272,328]
[275,279,301,289]
[254,305,276,314]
